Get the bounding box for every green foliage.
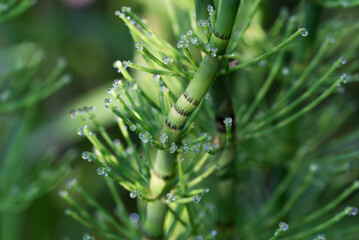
[0,3,74,239]
[31,0,359,239]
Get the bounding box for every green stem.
[143,1,240,238]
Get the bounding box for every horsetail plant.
[64,0,359,239]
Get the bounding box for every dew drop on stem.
[300,28,308,37]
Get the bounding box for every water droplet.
[204,188,210,193]
[97,167,105,175]
[121,6,131,12]
[58,190,68,198]
[148,32,153,38]
[135,42,143,51]
[0,89,10,102]
[105,104,110,109]
[81,152,90,161]
[207,5,214,12]
[345,206,358,216]
[340,73,348,83]
[167,193,176,202]
[205,20,210,28]
[282,67,289,75]
[69,109,76,119]
[259,60,267,67]
[65,209,71,215]
[223,117,233,127]
[340,56,347,65]
[194,236,203,240]
[300,28,308,37]
[177,40,184,48]
[327,34,335,44]
[82,233,93,240]
[129,124,137,131]
[130,192,136,198]
[66,178,78,189]
[136,190,143,198]
[193,195,201,203]
[310,164,318,172]
[113,60,122,69]
[162,56,174,64]
[342,0,349,7]
[198,19,205,27]
[211,230,217,236]
[313,234,326,240]
[129,213,140,223]
[122,60,130,69]
[278,221,289,231]
[107,86,115,94]
[160,86,169,92]
[77,128,84,136]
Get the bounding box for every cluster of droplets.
[192,143,201,154]
[337,55,347,69]
[104,98,111,109]
[198,18,211,34]
[97,166,111,176]
[77,125,94,137]
[207,5,215,16]
[166,193,176,202]
[274,221,289,235]
[129,189,143,199]
[345,206,358,216]
[193,194,202,203]
[159,132,169,144]
[162,56,174,64]
[135,42,144,51]
[177,30,202,49]
[223,117,233,128]
[313,234,326,240]
[203,142,212,152]
[139,131,153,143]
[169,143,178,153]
[115,7,136,26]
[69,106,96,119]
[204,43,218,57]
[81,151,92,162]
[179,141,218,155]
[181,143,189,153]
